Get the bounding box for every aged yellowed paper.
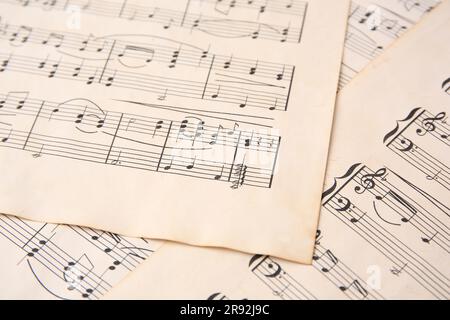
[0,0,349,263]
[105,0,450,299]
[0,213,164,300]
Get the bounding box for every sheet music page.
[0,0,350,263]
[340,0,442,88]
[0,213,164,299]
[105,0,450,300]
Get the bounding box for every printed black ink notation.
[2,0,309,44]
[384,108,449,191]
[249,240,384,301]
[442,77,450,95]
[248,254,316,300]
[340,1,416,89]
[312,243,383,300]
[0,20,295,111]
[0,91,281,189]
[351,166,450,253]
[207,292,230,300]
[339,1,440,89]
[0,214,156,299]
[397,0,441,15]
[322,163,450,299]
[350,4,411,40]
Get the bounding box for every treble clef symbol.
[355,168,387,194]
[416,112,446,136]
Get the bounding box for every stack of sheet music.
[0,0,448,300]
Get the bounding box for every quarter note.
[96,112,108,128]
[269,98,278,111]
[209,125,224,145]
[169,45,182,68]
[211,86,221,99]
[277,65,286,81]
[215,165,225,180]
[164,157,173,171]
[86,69,98,85]
[245,131,254,148]
[249,60,258,75]
[223,55,233,69]
[38,56,48,69]
[421,232,438,244]
[148,8,159,19]
[104,71,116,87]
[72,59,85,77]
[251,23,261,40]
[186,157,196,170]
[75,106,88,124]
[152,120,164,137]
[163,18,173,30]
[198,45,210,66]
[79,35,91,51]
[280,24,290,43]
[1,128,12,143]
[48,59,61,78]
[176,119,189,142]
[48,107,59,121]
[240,96,248,108]
[191,15,202,29]
[259,2,267,15]
[0,55,11,72]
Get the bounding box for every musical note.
[9,25,32,46]
[72,59,85,77]
[209,125,224,145]
[1,128,12,143]
[118,45,155,68]
[164,157,173,171]
[421,232,438,244]
[339,280,368,299]
[313,249,339,273]
[0,91,29,110]
[41,32,64,48]
[152,120,164,137]
[32,145,44,158]
[214,165,225,180]
[186,157,196,170]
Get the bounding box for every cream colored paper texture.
[340,0,442,88]
[0,0,350,263]
[0,214,164,300]
[105,0,450,300]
